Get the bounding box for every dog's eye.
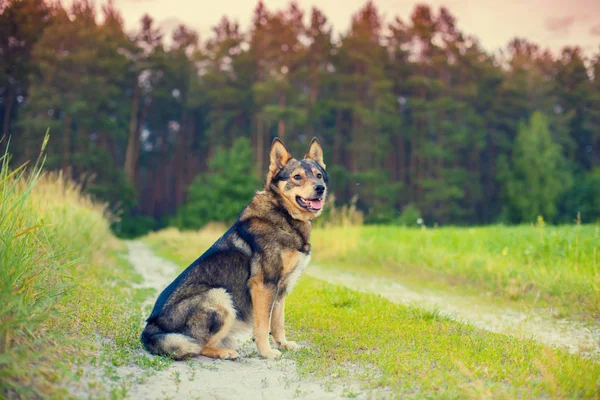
[293,174,302,180]
[316,173,322,179]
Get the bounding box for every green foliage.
[112,214,159,238]
[561,168,600,223]
[353,169,402,224]
[498,112,572,223]
[0,137,147,397]
[396,203,422,226]
[172,138,261,230]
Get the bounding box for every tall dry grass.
[0,136,136,398]
[314,194,364,228]
[144,223,227,268]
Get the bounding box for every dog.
[141,137,328,360]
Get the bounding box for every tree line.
[1,0,599,235]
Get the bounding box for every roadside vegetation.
[144,225,600,398]
[0,141,152,399]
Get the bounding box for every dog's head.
[266,137,328,221]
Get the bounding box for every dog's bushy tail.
[141,322,201,360]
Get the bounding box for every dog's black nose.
[314,184,325,195]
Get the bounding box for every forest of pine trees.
[1,0,599,235]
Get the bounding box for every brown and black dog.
[141,137,328,360]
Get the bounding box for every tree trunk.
[174,108,187,208]
[307,59,319,139]
[310,58,318,106]
[63,114,71,177]
[124,85,141,185]
[255,117,265,177]
[396,134,405,208]
[278,93,286,140]
[2,83,14,140]
[186,113,197,189]
[333,108,343,165]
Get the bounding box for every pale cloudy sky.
[107,0,600,56]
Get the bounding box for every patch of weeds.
[196,361,219,371]
[293,386,308,398]
[171,370,182,390]
[109,385,128,400]
[110,347,133,367]
[186,361,197,381]
[325,286,361,309]
[342,387,360,398]
[135,353,173,370]
[409,307,448,322]
[104,364,120,382]
[277,374,295,390]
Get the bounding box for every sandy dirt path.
[306,266,600,362]
[116,241,365,400]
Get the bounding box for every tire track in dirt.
[116,241,366,400]
[306,266,600,363]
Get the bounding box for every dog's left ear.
[304,137,326,170]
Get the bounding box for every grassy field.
[310,223,600,321]
[0,145,155,399]
[144,227,600,399]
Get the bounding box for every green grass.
[144,227,600,399]
[0,140,154,398]
[311,224,600,320]
[286,277,600,399]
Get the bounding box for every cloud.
[545,16,576,33]
[591,24,600,36]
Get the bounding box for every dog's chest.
[280,250,311,295]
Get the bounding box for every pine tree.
[172,137,260,229]
[6,1,599,228]
[498,112,572,222]
[0,0,50,153]
[19,1,134,208]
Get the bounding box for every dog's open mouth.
[296,196,323,212]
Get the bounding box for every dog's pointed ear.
[304,137,326,169]
[269,137,292,174]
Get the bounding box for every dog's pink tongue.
[309,199,323,210]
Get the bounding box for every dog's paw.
[219,349,240,360]
[260,348,282,359]
[277,340,299,351]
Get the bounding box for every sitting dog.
[141,137,328,360]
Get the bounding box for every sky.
[108,0,600,56]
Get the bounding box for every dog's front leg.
[249,275,281,359]
[271,297,299,351]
